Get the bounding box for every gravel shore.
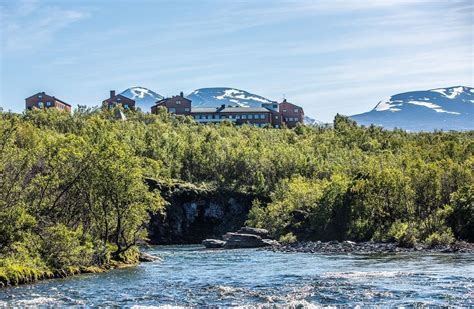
[268,240,474,254]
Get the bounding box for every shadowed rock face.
[146,180,258,244]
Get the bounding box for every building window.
[124,104,129,109]
[176,100,181,105]
[236,115,241,119]
[242,115,247,119]
[261,114,265,119]
[46,101,51,107]
[38,102,44,108]
[168,107,176,113]
[273,104,278,109]
[275,115,279,119]
[248,115,253,119]
[294,108,299,113]
[275,125,280,128]
[184,108,190,112]
[283,109,287,112]
[117,98,121,101]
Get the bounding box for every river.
[1,245,473,307]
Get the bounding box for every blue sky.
[1,0,472,121]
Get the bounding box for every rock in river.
[139,252,162,262]
[202,239,226,248]
[202,227,279,249]
[237,226,270,238]
[223,232,276,249]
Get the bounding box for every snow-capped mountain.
[186,87,275,108]
[351,86,474,131]
[304,116,326,126]
[120,87,163,111]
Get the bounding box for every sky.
[1,0,473,122]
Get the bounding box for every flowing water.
[1,245,473,307]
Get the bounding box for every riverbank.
[0,260,140,288]
[269,240,474,254]
[0,249,158,288]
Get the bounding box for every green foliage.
[0,109,473,286]
[425,230,455,248]
[40,224,94,269]
[0,109,165,285]
[279,232,297,244]
[448,184,474,242]
[385,221,418,247]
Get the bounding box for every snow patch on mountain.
[187,87,275,108]
[120,87,163,111]
[351,86,474,131]
[430,86,465,99]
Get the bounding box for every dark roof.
[156,96,191,104]
[191,107,271,113]
[103,94,135,103]
[25,92,72,107]
[190,107,218,113]
[221,107,271,113]
[280,99,302,109]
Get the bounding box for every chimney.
[217,104,225,112]
[180,91,184,97]
[110,90,115,98]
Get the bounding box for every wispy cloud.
[1,0,89,52]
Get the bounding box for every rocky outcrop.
[202,239,226,248]
[146,180,259,244]
[139,252,162,262]
[236,227,270,238]
[202,227,280,249]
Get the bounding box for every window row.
[193,114,267,120]
[286,117,299,122]
[36,101,53,107]
[282,109,301,113]
[168,107,190,113]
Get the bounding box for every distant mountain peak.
[120,86,163,111]
[187,87,275,108]
[429,86,471,99]
[351,86,474,131]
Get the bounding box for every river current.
[1,245,473,307]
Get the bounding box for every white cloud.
[1,0,89,52]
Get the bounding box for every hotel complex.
[25,90,305,128]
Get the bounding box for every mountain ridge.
[350,86,474,131]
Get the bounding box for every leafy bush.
[385,221,418,247]
[40,224,93,269]
[425,230,455,247]
[279,232,297,244]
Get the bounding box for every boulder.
[237,227,270,238]
[202,239,226,248]
[139,252,162,262]
[223,232,275,249]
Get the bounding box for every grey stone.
[202,239,226,248]
[139,252,162,262]
[237,227,270,238]
[223,233,274,249]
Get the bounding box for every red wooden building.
[25,92,72,112]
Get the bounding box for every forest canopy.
[1,107,473,284]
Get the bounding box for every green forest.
[1,107,473,286]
